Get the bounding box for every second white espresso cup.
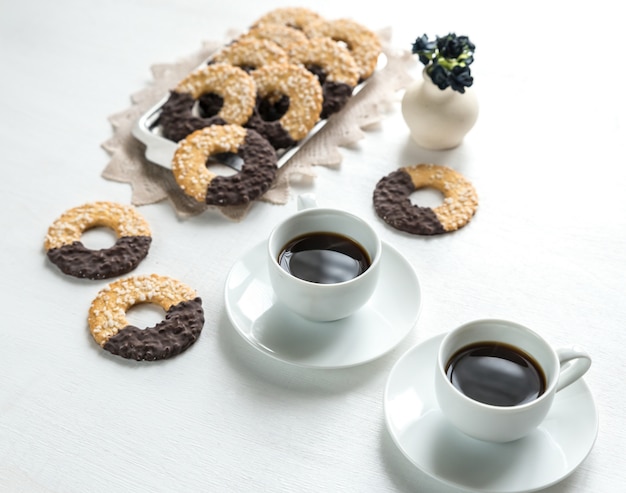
[435,319,592,442]
[267,196,382,322]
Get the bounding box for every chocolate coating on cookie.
[373,164,478,235]
[44,202,152,279]
[88,274,204,361]
[206,128,278,206]
[244,98,296,150]
[103,298,204,361]
[373,169,446,235]
[319,81,354,118]
[172,124,278,206]
[159,91,227,143]
[159,64,256,142]
[47,236,152,280]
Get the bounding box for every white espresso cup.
[435,319,591,442]
[267,195,382,322]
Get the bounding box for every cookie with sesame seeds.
[303,18,382,81]
[245,62,323,150]
[251,7,323,31]
[158,63,256,142]
[44,201,152,279]
[373,164,478,235]
[171,124,277,206]
[286,36,359,118]
[240,24,309,51]
[209,37,289,72]
[88,274,204,361]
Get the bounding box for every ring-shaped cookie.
[287,37,359,118]
[241,24,309,50]
[172,124,278,206]
[44,201,152,279]
[246,63,323,149]
[373,164,478,235]
[251,7,323,31]
[210,37,289,72]
[304,18,382,81]
[88,274,204,361]
[158,63,256,142]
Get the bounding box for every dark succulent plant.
[411,33,475,93]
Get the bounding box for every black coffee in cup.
[278,232,371,284]
[445,342,546,406]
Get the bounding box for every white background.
[1,0,625,491]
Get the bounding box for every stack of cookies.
[155,7,382,207]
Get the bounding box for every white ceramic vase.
[401,69,479,150]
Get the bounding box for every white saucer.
[384,334,598,493]
[224,240,421,368]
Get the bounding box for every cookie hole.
[196,93,224,118]
[126,303,166,330]
[237,64,257,73]
[331,38,350,51]
[306,64,327,85]
[81,227,118,250]
[206,152,243,176]
[257,93,289,121]
[410,187,445,208]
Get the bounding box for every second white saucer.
[384,334,599,493]
[224,240,421,368]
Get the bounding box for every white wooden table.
[1,1,625,491]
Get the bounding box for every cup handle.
[297,193,318,211]
[555,346,592,392]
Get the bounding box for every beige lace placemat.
[101,28,416,220]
